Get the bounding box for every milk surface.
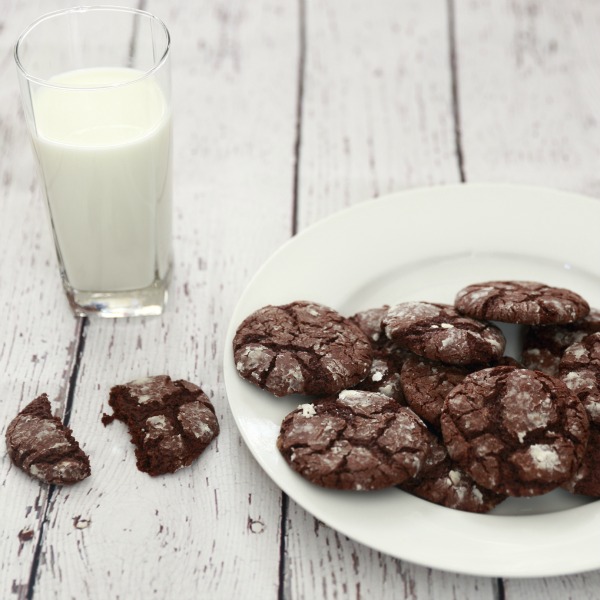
[32,68,172,292]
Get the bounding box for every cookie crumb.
[5,394,91,485]
[18,528,34,542]
[103,375,219,476]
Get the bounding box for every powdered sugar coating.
[277,391,430,490]
[455,280,590,325]
[233,301,373,397]
[144,415,185,457]
[353,355,406,403]
[399,431,506,513]
[298,403,317,417]
[127,375,180,405]
[440,366,589,496]
[522,308,600,376]
[382,302,505,366]
[5,394,90,485]
[400,355,520,432]
[400,355,471,431]
[559,331,600,426]
[178,401,219,443]
[350,306,390,345]
[103,375,219,476]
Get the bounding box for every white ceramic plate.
[224,183,600,578]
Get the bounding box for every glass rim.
[14,5,171,90]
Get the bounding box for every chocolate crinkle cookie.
[399,430,506,513]
[102,375,219,476]
[455,280,590,325]
[557,311,600,496]
[559,324,600,498]
[382,301,505,366]
[233,301,373,397]
[523,308,600,376]
[5,394,91,485]
[441,366,589,497]
[277,390,431,491]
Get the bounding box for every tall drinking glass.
[15,6,173,317]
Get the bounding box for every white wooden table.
[2,1,600,598]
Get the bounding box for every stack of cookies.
[233,281,600,513]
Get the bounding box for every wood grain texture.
[283,504,497,600]
[456,0,600,195]
[454,0,600,596]
[3,0,600,598]
[0,2,89,598]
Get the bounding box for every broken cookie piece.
[5,394,91,485]
[455,280,590,325]
[102,375,219,476]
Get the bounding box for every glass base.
[64,274,170,318]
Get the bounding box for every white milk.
[31,68,172,292]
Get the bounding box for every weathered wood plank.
[457,0,600,196]
[296,0,461,231]
[3,0,600,598]
[2,0,299,598]
[283,2,495,599]
[0,2,90,598]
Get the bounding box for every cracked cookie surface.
[522,309,600,376]
[350,305,411,403]
[352,353,406,403]
[382,302,505,366]
[401,355,472,431]
[401,355,520,431]
[102,375,219,476]
[561,425,600,497]
[277,390,430,490]
[6,394,91,485]
[559,331,600,426]
[399,430,506,513]
[455,280,590,325]
[440,366,589,496]
[233,301,373,397]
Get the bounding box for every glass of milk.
[14,7,173,317]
